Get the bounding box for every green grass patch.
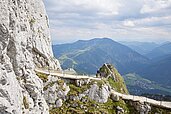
[68,83,91,96]
[108,77,128,94]
[50,97,133,114]
[23,96,29,109]
[150,106,171,114]
[43,79,65,91]
[36,71,48,83]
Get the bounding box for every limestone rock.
[139,103,151,114]
[97,64,129,94]
[111,93,120,102]
[133,102,151,114]
[97,63,116,80]
[75,79,90,87]
[86,83,111,103]
[55,99,63,108]
[0,0,61,113]
[44,77,70,108]
[116,106,124,114]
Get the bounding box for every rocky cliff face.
[0,0,60,114]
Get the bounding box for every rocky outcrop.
[0,0,60,114]
[85,83,111,103]
[111,92,120,102]
[116,106,124,114]
[43,76,70,108]
[97,63,129,94]
[129,101,151,114]
[136,102,151,114]
[55,99,63,108]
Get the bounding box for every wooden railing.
[35,67,101,80]
[111,90,171,109]
[35,67,171,109]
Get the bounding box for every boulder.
[116,106,124,114]
[55,99,63,108]
[111,93,120,102]
[86,83,111,103]
[44,77,70,107]
[133,102,151,114]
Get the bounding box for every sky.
[44,0,171,44]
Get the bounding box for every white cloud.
[122,16,171,28]
[141,0,171,13]
[44,0,171,44]
[123,21,135,27]
[45,0,121,16]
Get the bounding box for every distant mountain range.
[139,54,171,86]
[53,38,149,74]
[120,41,159,55]
[145,42,171,59]
[53,38,171,94]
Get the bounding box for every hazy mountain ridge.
[145,42,171,59]
[120,41,159,55]
[139,54,171,86]
[121,42,171,87]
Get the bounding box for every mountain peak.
[91,38,115,42]
[76,38,114,42]
[53,38,148,74]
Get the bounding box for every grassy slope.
[99,64,129,94]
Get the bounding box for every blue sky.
[44,0,171,44]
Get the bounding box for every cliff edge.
[0,0,60,114]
